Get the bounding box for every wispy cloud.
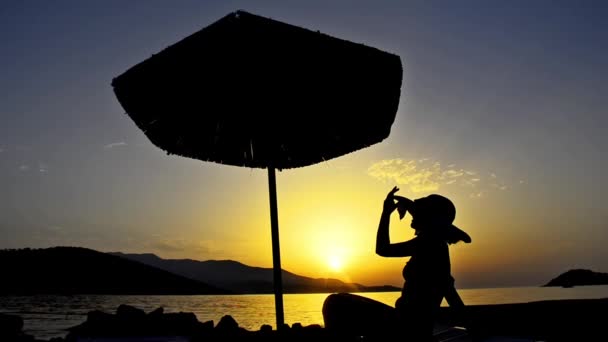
[17,162,48,173]
[368,159,442,192]
[470,191,484,198]
[147,238,210,255]
[0,147,4,153]
[368,158,518,198]
[103,141,127,149]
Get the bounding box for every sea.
[2,286,608,340]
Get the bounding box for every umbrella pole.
[267,166,285,329]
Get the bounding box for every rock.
[148,307,164,317]
[260,324,273,332]
[86,310,115,325]
[160,312,200,335]
[215,315,238,332]
[68,305,211,339]
[116,304,146,320]
[304,324,323,331]
[199,320,214,331]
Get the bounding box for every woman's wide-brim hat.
[397,194,472,243]
[447,224,472,243]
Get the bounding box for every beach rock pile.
[65,305,214,340]
[62,304,351,342]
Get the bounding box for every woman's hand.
[394,195,414,219]
[383,186,400,213]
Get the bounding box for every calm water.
[2,286,608,340]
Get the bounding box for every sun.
[327,255,344,272]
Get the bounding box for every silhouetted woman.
[376,186,471,341]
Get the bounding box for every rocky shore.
[0,304,352,342]
[3,297,608,342]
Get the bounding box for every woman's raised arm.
[375,187,417,257]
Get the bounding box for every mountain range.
[0,247,399,295]
[0,247,226,295]
[111,252,400,294]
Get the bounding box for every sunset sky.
[1,1,606,289]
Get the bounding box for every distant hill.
[544,269,608,287]
[0,247,228,295]
[111,252,400,294]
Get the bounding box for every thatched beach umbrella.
[112,10,402,328]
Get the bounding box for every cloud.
[470,191,484,198]
[103,142,127,149]
[443,170,464,178]
[0,147,4,153]
[147,238,210,255]
[490,182,509,191]
[367,159,441,192]
[368,158,517,197]
[17,163,48,173]
[150,240,183,252]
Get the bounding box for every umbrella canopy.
[112,9,402,329]
[112,10,402,170]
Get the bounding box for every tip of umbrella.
[234,9,249,18]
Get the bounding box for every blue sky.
[1,0,607,288]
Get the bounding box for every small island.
[543,269,608,288]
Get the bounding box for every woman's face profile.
[409,198,434,230]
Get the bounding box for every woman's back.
[398,235,451,308]
[402,235,451,286]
